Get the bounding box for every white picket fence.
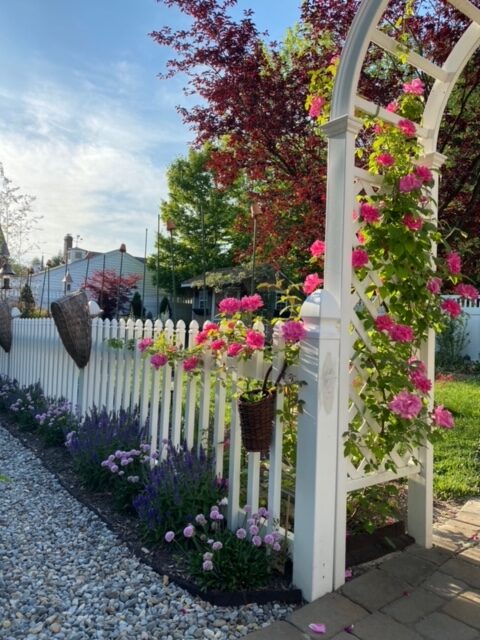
[454,297,480,362]
[0,316,290,534]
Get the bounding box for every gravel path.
[0,426,293,640]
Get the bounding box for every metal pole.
[156,214,160,319]
[39,268,46,312]
[142,228,148,320]
[250,203,261,295]
[200,204,208,318]
[47,266,50,316]
[100,254,106,311]
[115,245,126,320]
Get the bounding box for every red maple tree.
[85,269,142,319]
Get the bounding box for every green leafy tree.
[19,283,35,316]
[148,147,249,293]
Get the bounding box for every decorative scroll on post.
[51,290,92,368]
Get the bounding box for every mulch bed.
[3,418,416,605]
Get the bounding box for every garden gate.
[293,0,480,602]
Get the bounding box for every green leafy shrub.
[436,312,470,372]
[347,483,401,534]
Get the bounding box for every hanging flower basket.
[238,363,287,453]
[51,290,92,368]
[0,300,12,353]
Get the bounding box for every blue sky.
[0,0,300,264]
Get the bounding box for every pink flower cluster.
[352,248,369,269]
[399,173,422,193]
[281,320,306,343]
[446,252,461,275]
[218,293,264,316]
[398,119,416,137]
[389,390,423,420]
[454,283,479,300]
[375,315,415,343]
[309,95,326,118]
[403,78,425,95]
[427,277,442,294]
[303,273,323,295]
[360,202,381,224]
[310,239,326,258]
[409,360,432,394]
[151,353,168,369]
[376,153,395,167]
[403,213,423,231]
[440,298,462,319]
[433,405,454,429]
[138,337,154,352]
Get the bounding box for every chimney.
[64,234,73,263]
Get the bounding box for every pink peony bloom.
[386,100,399,113]
[410,370,432,394]
[303,273,323,295]
[403,213,424,231]
[310,239,326,258]
[454,283,479,300]
[427,277,442,294]
[446,252,461,275]
[375,314,395,332]
[227,342,243,357]
[441,299,462,318]
[389,390,423,420]
[218,297,242,315]
[415,165,433,183]
[183,356,200,372]
[281,320,307,343]
[150,353,168,369]
[246,330,265,350]
[360,202,381,224]
[398,119,416,137]
[433,405,454,429]
[389,324,415,343]
[352,248,369,269]
[240,294,264,313]
[210,339,226,351]
[138,337,154,352]
[403,78,425,95]
[309,95,326,118]
[399,173,422,193]
[376,153,395,167]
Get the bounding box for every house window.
[198,290,208,309]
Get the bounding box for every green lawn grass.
[434,378,480,500]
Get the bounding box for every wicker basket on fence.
[237,362,287,453]
[0,300,12,353]
[51,290,92,368]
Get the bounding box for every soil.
[2,418,462,605]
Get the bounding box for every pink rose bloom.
[303,273,323,295]
[281,320,307,343]
[415,165,433,183]
[309,95,326,118]
[376,153,395,167]
[389,323,415,343]
[138,337,154,352]
[218,297,242,315]
[403,214,424,231]
[227,342,243,357]
[389,390,423,419]
[441,299,462,318]
[446,252,461,274]
[403,78,425,95]
[246,330,265,350]
[454,283,479,300]
[360,202,380,224]
[398,119,416,137]
[399,173,422,192]
[183,356,200,372]
[373,123,383,135]
[433,405,454,429]
[386,100,398,113]
[427,277,442,294]
[310,239,326,258]
[204,322,220,334]
[195,330,209,345]
[211,339,226,351]
[240,294,264,313]
[352,248,369,269]
[150,353,168,369]
[375,314,395,332]
[410,370,432,394]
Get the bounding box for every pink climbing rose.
[309,96,326,118]
[403,78,425,95]
[360,202,381,224]
[218,297,242,315]
[441,299,462,318]
[403,214,424,231]
[415,165,433,184]
[410,370,432,394]
[454,283,479,300]
[150,353,168,369]
[398,119,416,137]
[389,324,415,343]
[227,342,243,357]
[281,320,307,343]
[210,339,226,351]
[352,248,369,269]
[376,153,395,167]
[446,252,461,275]
[433,405,454,429]
[183,356,200,372]
[310,239,326,258]
[399,173,422,193]
[137,337,154,352]
[240,294,264,313]
[303,273,323,295]
[427,277,442,294]
[375,314,395,332]
[245,330,265,350]
[389,390,423,420]
[386,100,399,113]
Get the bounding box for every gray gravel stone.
[0,426,293,639]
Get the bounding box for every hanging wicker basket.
[0,300,12,353]
[238,362,287,453]
[51,290,92,368]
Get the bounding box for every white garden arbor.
[294,0,480,602]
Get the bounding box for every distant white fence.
[454,297,480,361]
